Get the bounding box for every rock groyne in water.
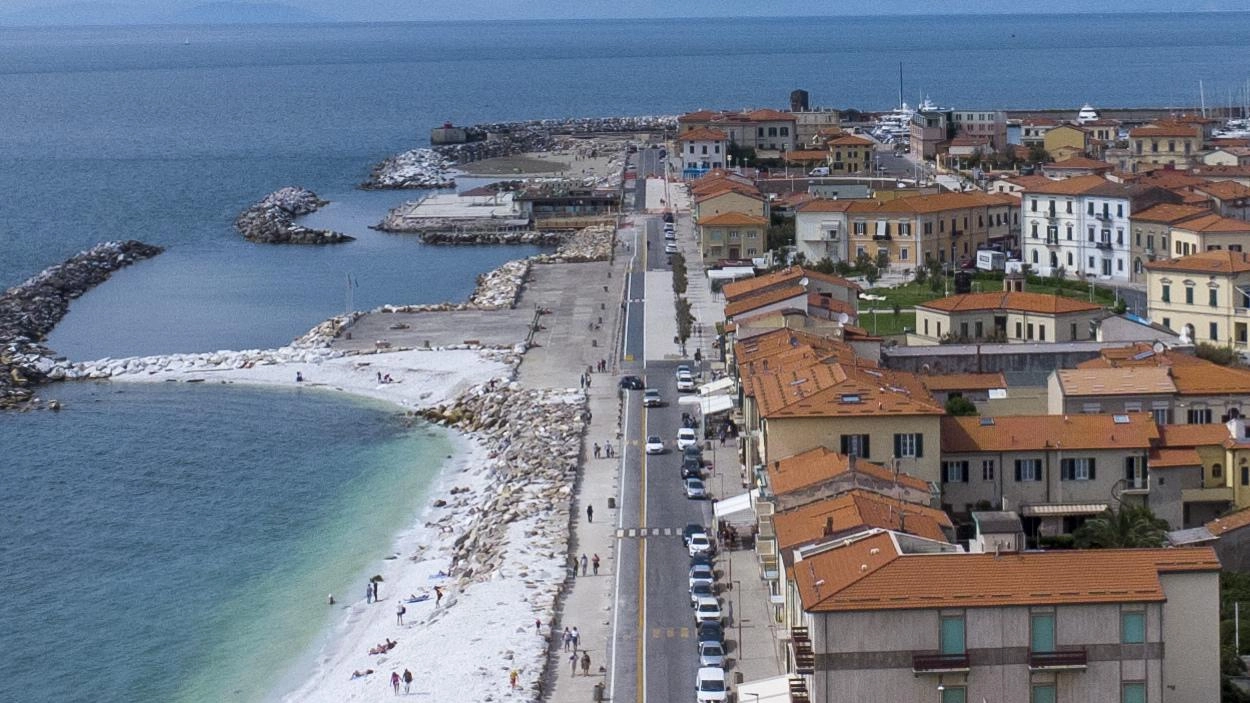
[0,240,164,408]
[234,187,354,244]
[362,149,456,190]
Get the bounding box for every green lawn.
[857,310,914,336]
[866,277,1116,309]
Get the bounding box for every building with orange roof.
[772,489,953,554]
[1192,164,1250,186]
[1042,122,1091,158]
[677,126,728,177]
[918,371,1006,406]
[723,266,858,305]
[676,107,796,155]
[722,281,806,321]
[1202,147,1250,168]
[1129,202,1209,271]
[912,283,1104,345]
[1127,122,1204,172]
[1202,506,1250,571]
[1145,250,1250,349]
[761,446,933,511]
[779,528,1219,703]
[696,210,771,264]
[938,413,1156,532]
[1018,116,1060,146]
[1041,155,1115,179]
[692,184,767,223]
[1167,212,1250,260]
[1191,180,1250,220]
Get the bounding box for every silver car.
[698,641,726,668]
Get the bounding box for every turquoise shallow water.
[0,381,452,703]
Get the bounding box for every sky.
[0,0,1246,24]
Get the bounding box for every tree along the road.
[1072,504,1169,549]
[671,253,687,295]
[675,296,694,352]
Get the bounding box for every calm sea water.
[2,13,1250,703]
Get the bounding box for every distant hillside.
[0,1,328,26]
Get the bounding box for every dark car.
[683,523,706,546]
[682,445,702,462]
[618,375,644,390]
[681,456,703,480]
[697,621,724,647]
[690,552,714,569]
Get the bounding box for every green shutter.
[1122,611,1145,644]
[1031,613,1055,652]
[940,615,965,655]
[1031,684,1056,703]
[1122,682,1146,703]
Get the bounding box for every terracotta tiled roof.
[1078,348,1250,396]
[1172,213,1250,233]
[734,328,856,367]
[751,361,942,419]
[1131,202,1210,224]
[1044,156,1114,170]
[917,291,1101,315]
[765,446,929,497]
[1193,165,1250,178]
[1195,180,1250,201]
[773,490,951,550]
[785,150,832,162]
[919,372,1007,392]
[743,108,795,122]
[1130,124,1200,138]
[1020,116,1059,126]
[941,413,1158,453]
[722,266,858,302]
[693,185,765,203]
[1022,174,1122,196]
[1158,422,1234,448]
[1207,508,1250,536]
[1145,250,1250,275]
[698,211,769,228]
[1054,367,1176,396]
[678,110,719,123]
[775,192,817,208]
[826,134,874,147]
[723,285,806,318]
[1148,447,1202,469]
[791,532,1219,613]
[807,292,856,317]
[678,127,729,142]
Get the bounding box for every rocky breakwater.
[531,224,615,264]
[416,229,566,246]
[66,345,343,380]
[362,149,456,190]
[419,379,589,605]
[438,115,678,164]
[0,240,164,408]
[234,187,354,244]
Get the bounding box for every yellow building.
[1146,250,1250,347]
[1042,123,1088,156]
[824,134,874,174]
[697,211,768,262]
[1168,213,1250,258]
[913,290,1104,344]
[1128,123,1203,172]
[841,191,1019,269]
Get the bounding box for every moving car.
[643,388,662,407]
[684,477,707,499]
[689,581,715,607]
[676,427,698,450]
[698,641,726,668]
[688,532,714,557]
[618,375,644,390]
[693,596,723,625]
[645,435,665,454]
[689,564,715,591]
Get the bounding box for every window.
[1186,287,1194,305]
[982,459,995,481]
[1082,403,1102,414]
[840,434,869,458]
[1125,456,1147,489]
[713,144,720,154]
[975,321,983,338]
[941,460,968,483]
[1121,611,1146,644]
[1088,226,1095,242]
[1070,322,1077,339]
[1211,322,1220,341]
[1032,684,1056,703]
[1161,284,1170,303]
[1060,457,1096,481]
[1118,203,1124,217]
[1039,325,1046,341]
[1015,459,1042,481]
[1066,224,1073,240]
[1122,682,1146,703]
[900,248,909,261]
[1031,198,1038,212]
[1015,321,1023,338]
[1030,612,1055,653]
[924,318,929,335]
[895,433,924,458]
[940,614,966,654]
[1214,463,1223,478]
[1027,323,1035,340]
[1243,465,1249,486]
[899,222,911,236]
[1188,407,1213,424]
[701,145,708,155]
[1211,288,1219,307]
[1066,201,1073,214]
[853,221,866,235]
[1152,404,1172,425]
[941,688,967,703]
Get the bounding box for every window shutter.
[1088,459,1096,481]
[1014,460,1022,482]
[840,435,849,454]
[962,463,969,483]
[941,464,949,483]
[894,434,902,458]
[1060,459,1071,480]
[916,434,924,458]
[862,435,870,459]
[1125,457,1134,480]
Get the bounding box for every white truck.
[976,249,1006,272]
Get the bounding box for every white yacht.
[1076,104,1100,123]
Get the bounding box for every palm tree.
[1072,504,1169,549]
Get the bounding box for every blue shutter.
[915,433,924,458]
[893,433,902,458]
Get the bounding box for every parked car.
[684,477,707,499]
[689,564,715,591]
[674,364,691,379]
[645,435,665,454]
[681,456,703,480]
[618,375,644,390]
[694,596,723,625]
[643,389,662,407]
[689,581,715,606]
[664,229,676,241]
[683,445,702,461]
[683,523,706,546]
[688,532,714,557]
[677,427,698,450]
[696,621,724,648]
[689,552,714,570]
[662,211,674,223]
[664,242,677,255]
[698,641,726,668]
[676,374,696,392]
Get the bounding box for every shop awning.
[736,675,794,703]
[699,377,735,395]
[1020,502,1108,517]
[713,489,758,523]
[700,395,734,415]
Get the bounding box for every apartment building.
[938,413,1156,532]
[1129,203,1209,274]
[692,184,768,221]
[760,446,935,511]
[1019,116,1059,146]
[784,530,1220,703]
[1146,250,1250,348]
[912,289,1104,344]
[1043,124,1091,158]
[794,199,853,263]
[1168,213,1250,258]
[697,212,769,264]
[678,127,728,177]
[1021,175,1179,282]
[677,108,797,155]
[793,108,842,146]
[722,266,860,312]
[824,133,874,173]
[1192,181,1250,220]
[1127,123,1203,173]
[908,108,1008,159]
[1041,156,1114,179]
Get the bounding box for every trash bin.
[593,682,604,702]
[607,497,616,509]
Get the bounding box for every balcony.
[1094,211,1113,221]
[789,677,811,703]
[950,229,964,238]
[1095,240,1114,251]
[912,652,971,673]
[1028,649,1088,670]
[1123,476,1150,494]
[790,627,815,675]
[1044,236,1060,246]
[872,233,892,241]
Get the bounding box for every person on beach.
[328,593,335,605]
[396,602,406,625]
[366,582,373,604]
[391,671,401,695]
[535,618,542,634]
[510,668,519,688]
[580,553,588,576]
[562,627,572,652]
[403,669,413,694]
[569,651,577,675]
[592,554,600,575]
[593,443,600,459]
[581,652,591,676]
[587,504,594,523]
[374,581,381,600]
[434,585,443,605]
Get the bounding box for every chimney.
[848,453,857,471]
[823,517,834,536]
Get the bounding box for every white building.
[678,127,728,178]
[794,199,852,263]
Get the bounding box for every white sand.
[105,347,570,702]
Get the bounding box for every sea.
[2,13,1250,702]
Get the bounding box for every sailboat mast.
[898,62,903,108]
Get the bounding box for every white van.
[809,166,830,177]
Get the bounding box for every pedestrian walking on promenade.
[581,652,591,676]
[593,443,600,459]
[580,553,589,576]
[391,671,400,695]
[587,504,594,523]
[562,627,572,651]
[592,554,600,575]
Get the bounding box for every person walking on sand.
[366,582,373,604]
[592,554,600,575]
[562,627,572,652]
[569,650,577,675]
[390,671,400,695]
[373,581,380,600]
[509,668,519,688]
[535,618,542,634]
[434,585,443,605]
[402,669,413,694]
[396,602,406,625]
[586,504,594,523]
[593,442,600,459]
[580,553,588,576]
[581,651,591,676]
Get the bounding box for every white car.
[645,435,665,454]
[688,532,713,557]
[689,564,715,591]
[664,242,677,254]
[676,374,696,392]
[643,389,662,407]
[674,364,691,379]
[664,229,676,241]
[694,596,723,625]
[677,428,698,450]
[695,667,728,703]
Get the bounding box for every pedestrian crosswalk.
[651,627,691,639]
[615,527,683,539]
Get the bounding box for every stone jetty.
[416,229,566,246]
[0,240,164,408]
[362,149,456,190]
[234,187,354,244]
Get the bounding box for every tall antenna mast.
[898,62,904,108]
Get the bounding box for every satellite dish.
[799,277,810,288]
[837,312,850,325]
[1152,340,1166,353]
